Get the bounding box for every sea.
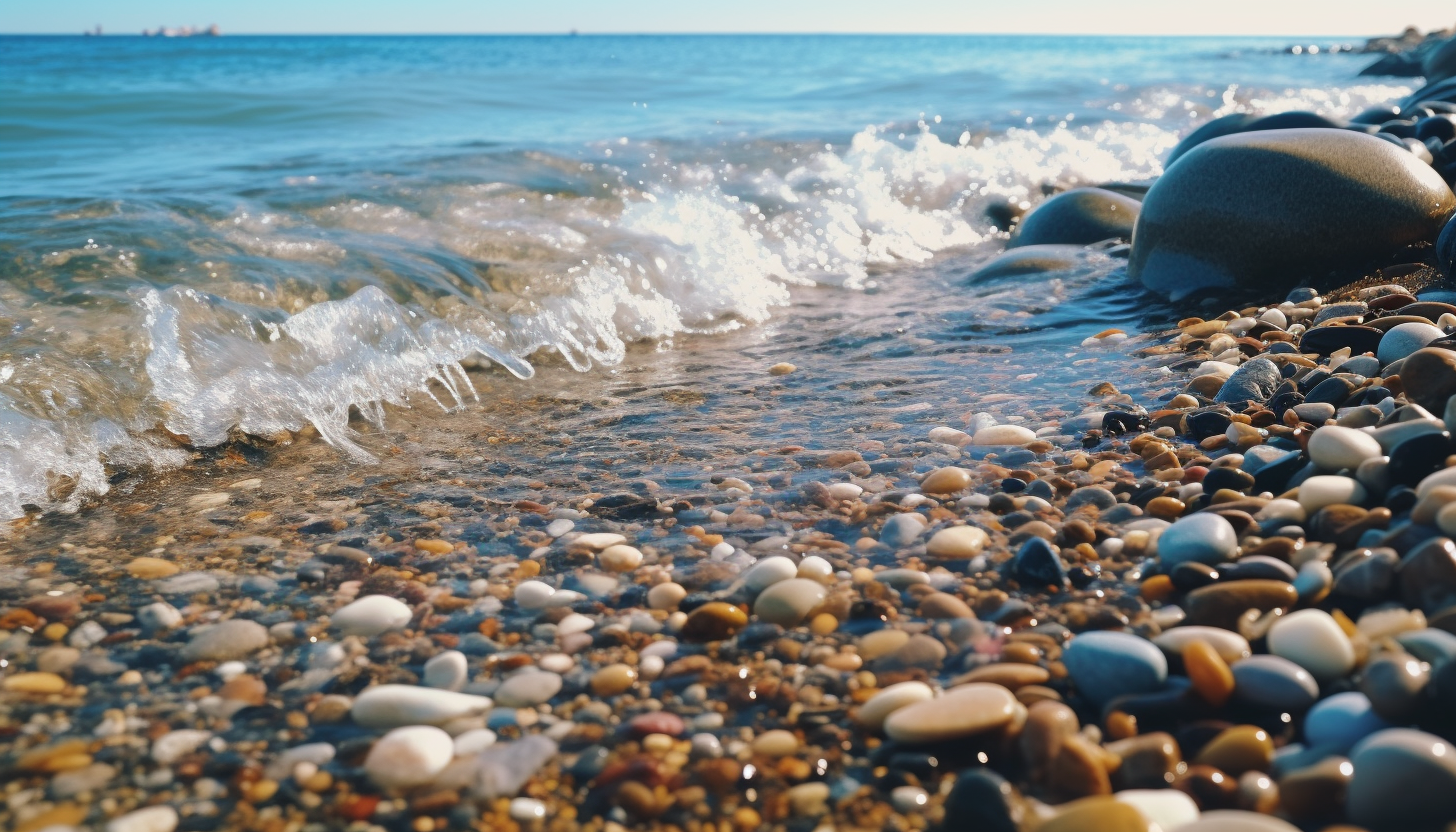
[0,34,1414,524]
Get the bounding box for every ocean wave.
[0,78,1411,520]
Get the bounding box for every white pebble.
[332,595,412,637]
[514,580,556,610]
[423,650,468,692]
[509,798,547,821]
[973,424,1036,445]
[107,806,179,832]
[1298,475,1366,513]
[364,725,454,790]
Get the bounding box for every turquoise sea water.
[0,35,1414,519]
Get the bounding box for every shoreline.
[10,36,1456,832]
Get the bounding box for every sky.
[4,0,1454,37]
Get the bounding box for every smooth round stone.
[797,555,833,580]
[753,578,827,626]
[453,728,497,755]
[787,782,830,816]
[752,729,800,758]
[1062,630,1169,705]
[494,671,563,708]
[646,581,687,611]
[1013,537,1067,587]
[1183,639,1235,707]
[858,629,911,661]
[106,806,179,832]
[1298,475,1367,513]
[508,798,547,821]
[742,556,798,591]
[422,650,467,692]
[969,244,1088,280]
[1037,796,1152,832]
[598,544,643,573]
[1267,608,1355,683]
[1066,486,1118,511]
[1305,691,1391,753]
[1195,724,1274,776]
[926,525,989,558]
[1152,626,1252,664]
[1186,579,1298,630]
[891,785,930,813]
[921,466,973,493]
[1401,347,1456,414]
[1129,128,1456,300]
[152,729,212,764]
[1156,513,1238,567]
[1114,789,1199,830]
[919,592,974,619]
[350,684,494,728]
[883,683,1019,744]
[590,663,637,696]
[364,725,453,790]
[1215,356,1281,405]
[880,513,927,548]
[1379,321,1447,364]
[333,595,413,637]
[1008,187,1141,247]
[942,768,1029,832]
[181,619,269,662]
[856,681,935,731]
[680,601,748,642]
[1348,728,1456,828]
[1361,650,1431,721]
[1231,655,1320,711]
[514,580,556,610]
[1173,811,1300,832]
[973,425,1037,446]
[1307,425,1384,471]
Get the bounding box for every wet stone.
[1348,728,1456,829]
[883,683,1019,744]
[1012,537,1067,587]
[1062,630,1168,706]
[1231,654,1320,712]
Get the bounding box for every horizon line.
[0,30,1393,39]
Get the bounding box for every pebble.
[1305,691,1391,753]
[1155,512,1238,567]
[1266,608,1355,683]
[880,513,927,547]
[363,725,454,790]
[1298,475,1368,513]
[787,781,830,816]
[332,594,413,636]
[1115,790,1200,830]
[106,806,179,832]
[646,581,687,610]
[599,544,643,572]
[741,555,798,591]
[590,663,637,696]
[1183,639,1235,707]
[926,525,989,558]
[1348,728,1456,828]
[1152,626,1252,664]
[919,465,976,495]
[181,619,269,661]
[514,580,556,610]
[973,425,1037,445]
[1378,320,1446,363]
[752,578,827,626]
[1062,630,1168,705]
[453,728,498,755]
[680,601,748,641]
[1307,425,1384,471]
[494,670,564,707]
[509,797,548,821]
[422,650,468,691]
[125,557,179,579]
[1231,654,1320,711]
[350,684,494,728]
[152,729,212,765]
[856,681,934,731]
[883,683,1019,743]
[752,729,800,757]
[3,671,66,693]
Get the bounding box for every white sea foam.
[0,80,1419,520]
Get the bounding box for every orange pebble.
[1139,575,1175,603]
[1183,639,1235,708]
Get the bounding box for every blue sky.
[5,0,1454,36]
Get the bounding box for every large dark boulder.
[1131,128,1456,300]
[1007,187,1140,248]
[1424,37,1456,84]
[1165,111,1345,167]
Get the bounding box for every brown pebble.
[955,663,1050,690]
[218,674,267,705]
[1108,732,1182,790]
[1183,639,1235,708]
[1278,756,1352,822]
[1174,764,1240,810]
[920,466,971,494]
[1049,734,1113,799]
[1020,700,1079,780]
[918,592,973,619]
[1185,580,1299,630]
[680,602,748,642]
[1195,725,1273,777]
[1037,796,1153,832]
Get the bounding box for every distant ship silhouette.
[141,24,221,37]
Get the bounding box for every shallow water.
[0,34,1413,522]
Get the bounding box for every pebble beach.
[13,25,1456,832]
